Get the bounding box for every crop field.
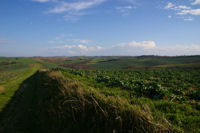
[89,56,200,69]
[34,56,200,69]
[0,56,200,133]
[59,67,200,132]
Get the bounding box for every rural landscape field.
[0,56,200,133]
[1,0,200,132]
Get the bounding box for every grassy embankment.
[60,68,200,133]
[1,56,200,132]
[0,70,173,133]
[0,64,40,111]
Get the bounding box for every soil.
[60,60,93,69]
[0,86,4,91]
[33,57,68,63]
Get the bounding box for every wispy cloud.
[47,40,200,56]
[164,2,200,21]
[177,9,200,15]
[32,0,50,3]
[63,12,86,22]
[116,5,135,16]
[48,0,106,14]
[165,2,175,9]
[192,0,200,5]
[118,41,156,49]
[32,0,138,21]
[32,0,106,21]
[116,6,134,10]
[72,39,90,44]
[183,17,195,21]
[48,34,91,47]
[153,45,200,56]
[168,15,172,18]
[165,2,191,10]
[48,34,72,44]
[50,44,102,55]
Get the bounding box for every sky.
[0,0,200,57]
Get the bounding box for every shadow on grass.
[0,70,172,133]
[0,71,40,133]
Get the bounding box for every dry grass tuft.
[36,71,173,133]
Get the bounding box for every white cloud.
[52,45,76,49]
[118,41,156,49]
[111,43,200,56]
[178,5,191,10]
[153,45,200,56]
[32,0,59,3]
[32,0,50,3]
[48,0,106,14]
[72,39,90,44]
[168,15,172,18]
[78,44,88,51]
[183,17,194,21]
[165,2,175,9]
[63,12,86,22]
[164,2,200,21]
[48,40,200,56]
[32,0,106,21]
[48,35,100,55]
[192,0,200,5]
[165,3,191,10]
[48,35,91,47]
[177,9,200,15]
[50,44,103,55]
[115,0,137,16]
[116,6,134,10]
[116,5,135,16]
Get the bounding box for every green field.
[0,56,200,133]
[89,56,200,69]
[0,58,41,111]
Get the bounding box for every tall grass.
[36,71,172,133]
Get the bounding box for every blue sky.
[0,0,200,56]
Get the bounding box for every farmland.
[0,56,200,133]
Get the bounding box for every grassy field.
[0,64,40,111]
[0,56,200,133]
[31,56,200,69]
[89,56,200,69]
[60,67,200,132]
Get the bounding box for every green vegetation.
[0,57,41,111]
[0,64,40,111]
[0,56,200,133]
[0,71,172,133]
[59,67,200,132]
[90,56,200,69]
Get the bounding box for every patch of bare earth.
[33,57,68,63]
[0,86,4,91]
[60,60,93,69]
